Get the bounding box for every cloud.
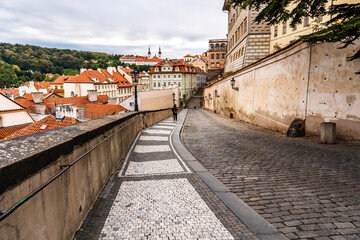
[0,0,227,58]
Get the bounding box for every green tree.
[230,0,360,70]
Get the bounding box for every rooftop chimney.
[34,105,46,115]
[87,90,98,102]
[107,67,116,76]
[108,97,118,105]
[32,92,44,104]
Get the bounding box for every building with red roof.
[149,60,206,101]
[1,116,80,142]
[119,47,163,66]
[61,67,132,101]
[0,93,35,128]
[0,88,19,100]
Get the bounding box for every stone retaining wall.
[204,41,360,140]
[0,109,171,240]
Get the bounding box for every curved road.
[182,109,360,240]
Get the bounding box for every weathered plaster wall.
[204,41,360,140]
[0,109,171,240]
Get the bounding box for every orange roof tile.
[0,88,19,97]
[113,71,133,88]
[51,76,77,84]
[0,124,29,139]
[25,81,51,91]
[65,70,106,83]
[1,116,80,141]
[23,93,33,100]
[101,69,113,78]
[120,67,134,74]
[85,104,127,120]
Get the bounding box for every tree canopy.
[230,0,360,71]
[0,43,126,87]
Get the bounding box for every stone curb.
[172,109,288,240]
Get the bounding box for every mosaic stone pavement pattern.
[182,109,360,240]
[74,112,258,240]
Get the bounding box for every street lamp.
[172,92,175,105]
[231,77,239,91]
[131,70,139,111]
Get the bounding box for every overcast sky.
[0,0,227,58]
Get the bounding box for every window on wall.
[158,82,161,87]
[274,26,278,37]
[211,54,215,59]
[153,82,156,88]
[222,53,225,59]
[282,22,287,34]
[168,75,171,78]
[240,23,244,38]
[210,44,214,50]
[178,75,181,78]
[292,24,297,31]
[304,16,309,26]
[317,15,323,22]
[221,43,225,50]
[0,116,2,128]
[244,17,247,34]
[178,82,181,87]
[216,54,220,59]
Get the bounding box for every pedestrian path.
[74,111,258,240]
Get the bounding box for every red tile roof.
[120,56,162,62]
[120,67,134,74]
[0,124,29,139]
[101,69,113,78]
[113,71,132,88]
[24,82,51,91]
[22,93,33,100]
[85,104,127,120]
[149,60,205,74]
[1,116,80,141]
[16,95,109,114]
[0,88,19,97]
[51,76,77,84]
[53,89,65,94]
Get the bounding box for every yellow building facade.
[270,0,360,53]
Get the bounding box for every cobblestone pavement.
[182,109,360,240]
[74,112,257,240]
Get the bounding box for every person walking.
[172,104,178,122]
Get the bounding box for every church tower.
[158,46,162,59]
[148,47,151,58]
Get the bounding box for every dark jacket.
[172,106,178,114]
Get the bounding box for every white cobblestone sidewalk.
[98,114,235,240]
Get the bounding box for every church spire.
[158,46,162,58]
[148,46,151,58]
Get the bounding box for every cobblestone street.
[74,111,257,240]
[182,109,360,240]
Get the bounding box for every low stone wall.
[204,41,360,140]
[0,109,171,240]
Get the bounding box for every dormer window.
[175,67,179,71]
[155,68,159,72]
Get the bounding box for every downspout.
[304,44,312,120]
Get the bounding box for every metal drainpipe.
[304,44,313,120]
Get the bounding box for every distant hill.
[0,42,123,88]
